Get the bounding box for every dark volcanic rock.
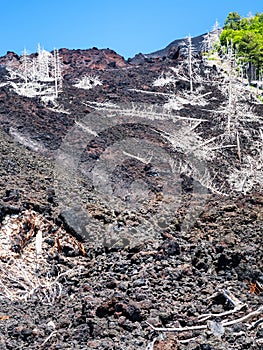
[0,40,262,350]
[59,47,127,73]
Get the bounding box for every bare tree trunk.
[54,50,58,98]
[247,62,252,85]
[188,35,193,94]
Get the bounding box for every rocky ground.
[0,45,262,349]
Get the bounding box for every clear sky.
[0,0,262,59]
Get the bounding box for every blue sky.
[0,0,262,59]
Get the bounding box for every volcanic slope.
[0,44,262,349]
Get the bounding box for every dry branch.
[146,289,261,336]
[222,306,263,327]
[248,318,263,330]
[41,331,57,347]
[146,321,207,332]
[147,306,262,334]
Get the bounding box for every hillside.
[0,34,262,350]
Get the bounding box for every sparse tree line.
[4,44,104,103]
[215,12,263,88]
[176,12,263,98]
[6,45,63,102]
[149,14,263,195]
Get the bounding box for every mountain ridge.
[0,30,221,70]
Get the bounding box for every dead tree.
[7,45,63,101]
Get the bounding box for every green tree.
[220,12,263,80]
[224,12,241,29]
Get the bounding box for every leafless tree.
[6,45,63,102]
